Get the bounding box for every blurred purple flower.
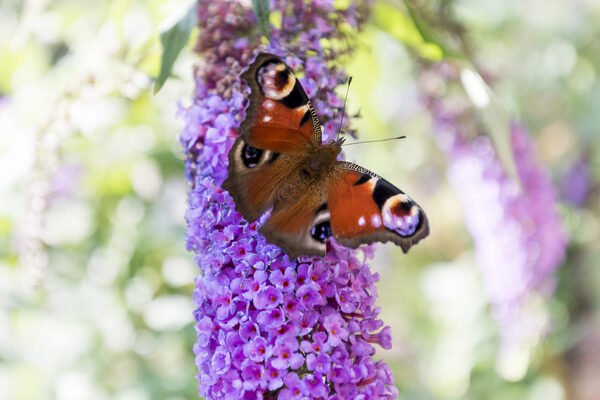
[181,1,398,399]
[562,157,592,208]
[434,107,567,370]
[51,163,82,198]
[442,124,567,300]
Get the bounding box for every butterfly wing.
[223,138,288,222]
[224,53,324,229]
[254,160,430,259]
[326,161,429,253]
[258,186,330,260]
[239,53,322,152]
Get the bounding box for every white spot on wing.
[383,213,392,226]
[263,115,272,122]
[264,89,278,99]
[358,216,366,227]
[371,214,382,228]
[263,100,275,109]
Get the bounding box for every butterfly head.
[329,137,346,148]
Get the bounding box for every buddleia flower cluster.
[431,93,567,375]
[180,1,399,399]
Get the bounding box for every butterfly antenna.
[337,76,353,141]
[342,136,407,146]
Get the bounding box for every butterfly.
[223,53,429,259]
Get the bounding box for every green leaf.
[251,0,271,39]
[401,0,464,60]
[373,2,444,61]
[154,2,198,94]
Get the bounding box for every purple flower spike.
[431,90,568,376]
[182,1,399,399]
[562,157,591,208]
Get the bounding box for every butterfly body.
[223,53,429,259]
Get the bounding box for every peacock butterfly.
[223,53,429,259]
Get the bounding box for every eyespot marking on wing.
[241,143,263,168]
[280,80,307,109]
[257,62,296,100]
[381,194,422,236]
[310,206,331,244]
[311,221,332,243]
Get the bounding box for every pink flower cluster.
[434,102,567,357]
[181,1,398,399]
[190,177,396,398]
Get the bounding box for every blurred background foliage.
[1,0,599,399]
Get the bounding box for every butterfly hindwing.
[259,190,330,260]
[240,53,322,152]
[327,162,429,253]
[255,160,430,258]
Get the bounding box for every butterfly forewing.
[239,53,322,151]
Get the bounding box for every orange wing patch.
[327,164,429,253]
[328,171,381,238]
[248,96,313,151]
